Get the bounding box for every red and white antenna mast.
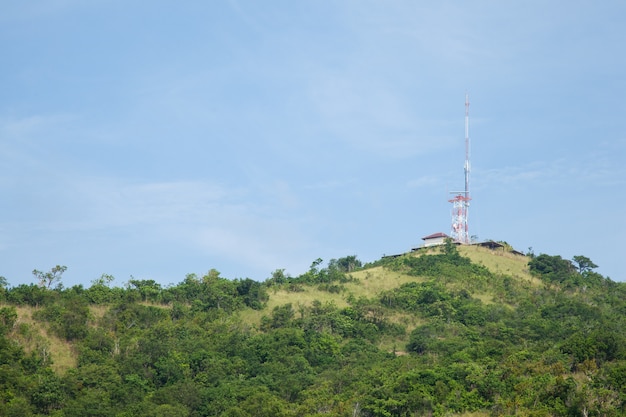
[449,94,471,244]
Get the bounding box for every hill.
[241,244,537,350]
[1,242,625,416]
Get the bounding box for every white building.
[421,232,450,247]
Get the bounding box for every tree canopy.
[0,250,624,416]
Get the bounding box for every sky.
[1,1,625,287]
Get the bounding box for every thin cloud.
[477,155,626,190]
[45,176,311,273]
[407,175,442,189]
[308,73,455,158]
[193,221,312,278]
[67,178,241,228]
[0,113,77,141]
[304,178,357,191]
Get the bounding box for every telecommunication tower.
[449,94,471,244]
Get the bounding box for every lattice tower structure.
[449,94,471,244]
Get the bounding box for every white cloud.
[63,178,239,229]
[193,219,310,277]
[0,113,77,141]
[308,73,455,158]
[476,154,626,191]
[407,175,442,189]
[19,175,312,276]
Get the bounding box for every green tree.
[266,269,288,286]
[194,270,240,311]
[92,273,115,287]
[147,403,190,417]
[261,303,295,330]
[0,397,34,417]
[443,237,459,257]
[236,389,293,416]
[127,279,162,303]
[62,388,113,417]
[0,276,8,301]
[529,254,576,284]
[0,306,18,334]
[33,295,90,341]
[236,278,268,310]
[572,255,598,274]
[84,273,118,304]
[334,255,362,273]
[30,371,66,414]
[32,265,67,289]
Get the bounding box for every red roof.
[422,232,449,240]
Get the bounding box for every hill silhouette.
[1,241,624,416]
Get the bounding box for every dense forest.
[1,241,625,416]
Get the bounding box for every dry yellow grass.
[458,245,529,278]
[241,245,535,327]
[47,338,77,374]
[458,245,544,289]
[473,292,495,305]
[239,286,350,327]
[359,244,536,285]
[90,304,109,323]
[8,305,77,374]
[239,266,427,327]
[345,266,424,297]
[236,308,264,329]
[266,287,348,310]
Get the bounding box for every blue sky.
[1,1,625,287]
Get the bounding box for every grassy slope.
[10,305,77,374]
[10,245,534,374]
[457,245,538,285]
[275,244,534,307]
[241,245,535,351]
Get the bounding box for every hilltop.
[1,241,625,416]
[241,244,537,347]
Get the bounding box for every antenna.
[464,93,470,200]
[449,94,471,244]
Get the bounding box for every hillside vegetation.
[1,241,624,416]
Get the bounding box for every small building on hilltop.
[421,232,450,247]
[475,240,526,256]
[476,240,505,251]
